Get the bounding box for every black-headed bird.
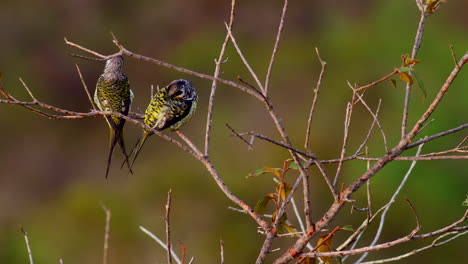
[130,79,197,168]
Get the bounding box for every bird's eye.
[172,90,184,98]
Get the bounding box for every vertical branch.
[401,10,427,137]
[220,239,225,264]
[205,0,236,156]
[264,0,288,95]
[304,47,326,151]
[333,101,353,186]
[166,190,173,264]
[101,204,111,264]
[20,226,34,264]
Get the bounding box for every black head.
[167,79,197,101]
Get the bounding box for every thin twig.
[205,0,236,156]
[220,239,225,264]
[406,51,468,140]
[166,190,173,264]
[402,10,427,137]
[355,70,398,92]
[407,123,468,149]
[20,226,34,264]
[264,0,288,95]
[226,124,253,150]
[100,203,111,264]
[19,78,38,102]
[354,143,424,264]
[75,64,96,110]
[360,231,468,264]
[304,47,326,151]
[64,38,109,59]
[354,99,383,155]
[224,23,264,91]
[333,101,353,186]
[139,226,182,264]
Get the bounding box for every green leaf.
[412,71,427,100]
[396,66,414,73]
[341,225,354,232]
[278,222,298,235]
[254,195,274,215]
[288,161,308,170]
[337,256,343,264]
[389,78,397,89]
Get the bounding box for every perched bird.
[130,79,197,167]
[94,55,134,178]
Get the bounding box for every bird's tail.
[128,130,151,169]
[117,129,134,175]
[105,126,119,178]
[106,126,133,178]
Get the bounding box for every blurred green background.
[0,0,467,263]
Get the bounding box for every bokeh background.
[0,0,467,263]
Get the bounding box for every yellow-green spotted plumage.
[94,55,134,178]
[130,79,197,168]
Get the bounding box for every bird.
[94,55,134,178]
[130,79,197,168]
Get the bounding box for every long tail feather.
[117,130,133,175]
[130,131,151,169]
[105,127,119,178]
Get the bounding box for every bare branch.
[224,23,264,91]
[401,9,428,137]
[226,124,253,150]
[333,101,353,186]
[100,203,111,264]
[407,123,468,149]
[355,70,398,92]
[304,47,326,150]
[64,37,109,59]
[406,51,468,140]
[360,230,468,264]
[355,141,425,263]
[220,239,225,264]
[20,226,34,264]
[264,0,288,94]
[139,226,182,264]
[205,0,237,156]
[75,64,96,110]
[166,190,173,264]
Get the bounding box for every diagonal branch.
[264,0,288,95]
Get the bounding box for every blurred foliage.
[0,0,467,263]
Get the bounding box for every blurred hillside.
[0,0,467,263]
